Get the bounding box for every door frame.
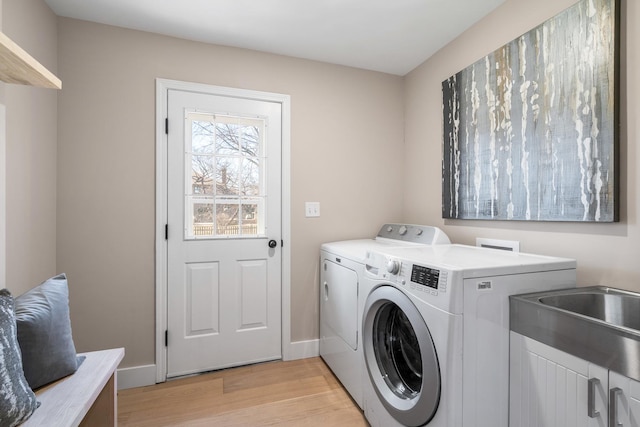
[154,78,292,383]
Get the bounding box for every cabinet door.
[510,332,607,427]
[587,363,608,427]
[609,370,640,427]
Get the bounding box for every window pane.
[216,203,240,235]
[241,203,259,235]
[241,158,260,196]
[192,202,214,237]
[191,121,214,154]
[216,157,239,196]
[241,126,260,157]
[191,155,214,195]
[215,123,240,155]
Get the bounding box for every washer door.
[363,285,440,426]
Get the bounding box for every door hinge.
[165,118,169,135]
[165,224,168,240]
[165,330,168,347]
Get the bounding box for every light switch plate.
[305,202,320,218]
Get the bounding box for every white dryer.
[361,244,577,427]
[319,224,450,409]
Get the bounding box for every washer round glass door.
[363,285,440,426]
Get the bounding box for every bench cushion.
[0,289,38,427]
[15,274,79,389]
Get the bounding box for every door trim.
[154,78,291,383]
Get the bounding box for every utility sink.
[511,286,640,381]
[539,288,640,330]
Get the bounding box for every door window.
[185,112,266,239]
[363,286,441,426]
[373,302,423,399]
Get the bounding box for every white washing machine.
[319,224,450,409]
[361,244,577,427]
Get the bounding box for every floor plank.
[118,357,368,426]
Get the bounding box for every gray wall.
[3,0,58,293]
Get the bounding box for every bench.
[23,348,125,427]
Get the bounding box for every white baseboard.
[117,364,157,390]
[119,339,319,390]
[284,338,319,361]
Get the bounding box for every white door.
[166,88,282,377]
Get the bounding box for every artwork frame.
[442,0,620,222]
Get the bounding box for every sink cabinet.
[510,331,640,426]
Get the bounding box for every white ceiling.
[43,0,505,76]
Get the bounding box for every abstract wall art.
[442,0,619,222]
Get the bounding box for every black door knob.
[268,239,277,248]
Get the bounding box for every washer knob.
[399,225,408,235]
[386,260,400,275]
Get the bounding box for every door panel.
[238,259,268,329]
[186,262,219,335]
[167,88,282,377]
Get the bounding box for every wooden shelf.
[0,31,61,89]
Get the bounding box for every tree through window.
[185,112,266,238]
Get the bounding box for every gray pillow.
[15,273,79,389]
[0,289,39,426]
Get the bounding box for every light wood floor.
[118,357,369,426]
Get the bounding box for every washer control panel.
[410,264,440,289]
[365,251,448,297]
